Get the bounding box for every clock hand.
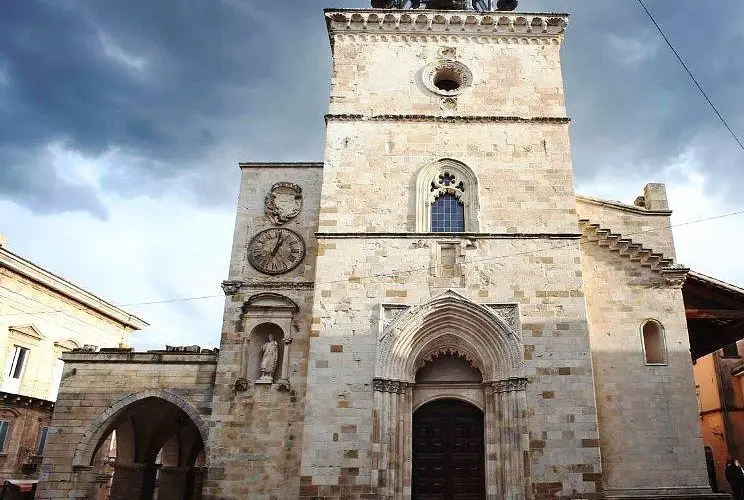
[270,234,287,257]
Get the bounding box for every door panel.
[413,399,485,500]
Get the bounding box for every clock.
[247,228,306,275]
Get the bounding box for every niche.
[642,319,667,365]
[247,323,285,383]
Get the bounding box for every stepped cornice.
[578,219,689,288]
[325,9,569,41]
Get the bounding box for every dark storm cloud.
[0,0,345,213]
[1,0,742,216]
[545,0,744,196]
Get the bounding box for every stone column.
[157,466,188,499]
[278,336,292,387]
[493,378,528,500]
[372,378,409,500]
[399,387,412,500]
[484,388,503,500]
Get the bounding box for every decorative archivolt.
[415,158,479,232]
[413,334,483,375]
[376,290,523,382]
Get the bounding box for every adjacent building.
[689,272,744,497]
[0,236,147,485]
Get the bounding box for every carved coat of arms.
[265,182,303,225]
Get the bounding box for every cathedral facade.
[37,7,725,500]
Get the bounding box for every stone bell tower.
[299,7,605,500]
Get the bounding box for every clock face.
[247,228,306,275]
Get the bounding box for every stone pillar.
[157,467,188,499]
[494,378,528,500]
[187,467,205,500]
[141,463,158,500]
[108,463,146,500]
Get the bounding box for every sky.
[1,0,742,350]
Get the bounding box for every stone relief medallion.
[265,182,303,225]
[440,97,458,111]
[439,46,457,59]
[422,59,474,97]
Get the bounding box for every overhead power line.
[636,0,744,151]
[2,207,744,319]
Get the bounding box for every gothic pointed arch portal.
[373,290,528,500]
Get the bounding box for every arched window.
[641,319,667,365]
[416,159,479,232]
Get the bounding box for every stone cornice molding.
[221,280,315,294]
[0,391,55,410]
[326,114,570,124]
[0,247,147,330]
[316,232,581,240]
[238,162,323,170]
[325,9,568,42]
[576,195,673,217]
[61,352,218,364]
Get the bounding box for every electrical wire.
[636,0,744,151]
[2,206,743,319]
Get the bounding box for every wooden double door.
[412,399,485,500]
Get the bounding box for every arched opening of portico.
[86,397,206,500]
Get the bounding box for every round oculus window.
[422,60,473,97]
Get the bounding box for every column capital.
[491,377,528,394]
[372,378,410,394]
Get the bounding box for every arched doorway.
[413,399,485,500]
[373,291,527,499]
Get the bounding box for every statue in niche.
[256,334,279,384]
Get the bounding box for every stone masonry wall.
[328,36,567,118]
[581,239,710,494]
[321,120,577,235]
[36,352,216,499]
[202,164,323,500]
[301,237,602,499]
